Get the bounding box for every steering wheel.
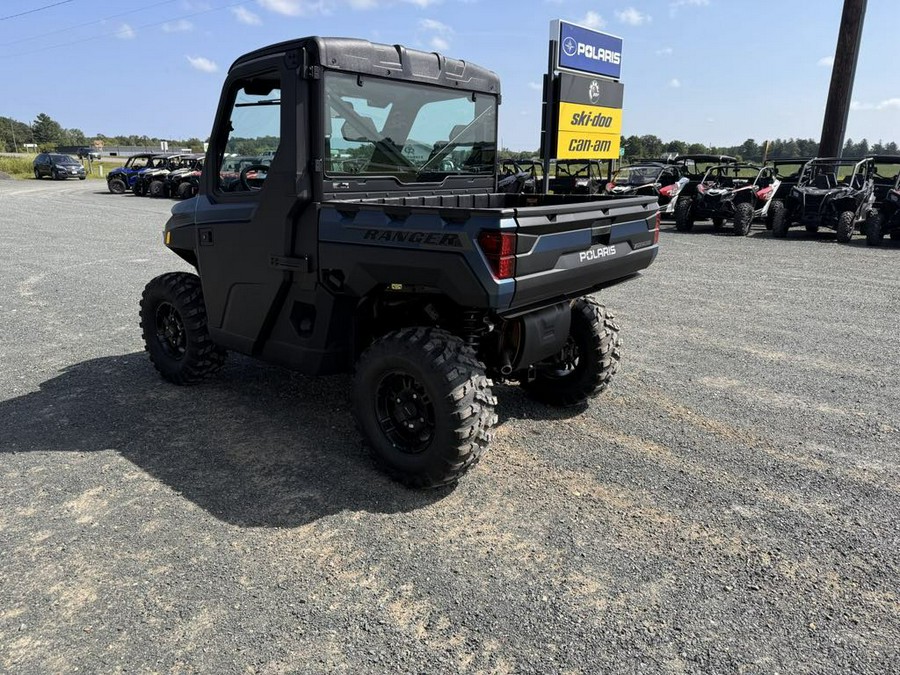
[239,164,270,192]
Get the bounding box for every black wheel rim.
[154,302,186,359]
[374,371,435,453]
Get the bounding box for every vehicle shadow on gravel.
[1,353,450,527]
[492,384,587,425]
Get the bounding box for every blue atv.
[106,153,164,194]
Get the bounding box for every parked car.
[771,157,875,242]
[33,153,86,180]
[77,147,101,161]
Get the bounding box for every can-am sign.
[554,20,623,80]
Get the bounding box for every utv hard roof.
[869,155,900,163]
[230,36,500,96]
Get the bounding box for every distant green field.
[0,154,123,180]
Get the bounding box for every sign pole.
[541,39,557,194]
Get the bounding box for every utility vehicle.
[765,158,811,229]
[606,162,686,213]
[106,153,161,194]
[770,157,875,242]
[132,154,185,196]
[549,159,607,195]
[863,156,900,246]
[165,155,205,199]
[674,163,779,235]
[139,37,659,488]
[498,158,540,194]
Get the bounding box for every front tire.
[176,182,193,200]
[674,196,694,232]
[520,297,620,408]
[139,272,226,385]
[148,180,165,198]
[866,211,884,247]
[770,200,788,238]
[353,327,497,489]
[732,202,753,236]
[34,168,41,179]
[108,178,126,194]
[836,210,855,243]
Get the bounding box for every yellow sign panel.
[556,131,621,159]
[556,102,623,159]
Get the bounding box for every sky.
[0,0,898,150]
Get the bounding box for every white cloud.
[186,55,219,73]
[116,23,135,39]
[528,81,543,91]
[257,0,324,16]
[670,0,709,16]
[877,98,900,110]
[162,19,193,32]
[851,98,900,111]
[616,7,651,25]
[818,55,834,67]
[579,10,606,29]
[406,0,440,6]
[656,47,673,55]
[232,6,262,24]
[668,78,681,88]
[419,18,451,33]
[430,36,449,50]
[706,117,715,123]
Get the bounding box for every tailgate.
[509,195,658,312]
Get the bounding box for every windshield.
[325,72,497,181]
[614,165,662,185]
[51,154,79,165]
[702,165,761,185]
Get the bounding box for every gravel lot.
[1,179,898,674]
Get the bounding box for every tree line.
[0,113,203,152]
[501,135,900,162]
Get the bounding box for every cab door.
[193,53,308,356]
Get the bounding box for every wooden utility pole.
[819,0,867,158]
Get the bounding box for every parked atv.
[140,36,659,489]
[765,158,811,228]
[770,157,875,242]
[132,154,186,197]
[863,156,900,246]
[674,163,779,235]
[165,155,205,200]
[498,158,540,194]
[549,160,607,195]
[106,153,159,194]
[606,161,687,213]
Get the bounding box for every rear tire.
[33,168,40,179]
[140,272,226,385]
[732,202,753,236]
[148,180,165,198]
[520,297,620,408]
[836,210,855,243]
[108,178,126,194]
[674,196,694,232]
[865,211,884,247]
[353,327,497,488]
[770,200,788,238]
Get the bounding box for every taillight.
[606,182,615,191]
[653,212,660,244]
[477,230,517,280]
[659,184,675,197]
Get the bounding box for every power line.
[0,1,75,22]
[0,0,181,47]
[0,0,254,58]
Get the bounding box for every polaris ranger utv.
[140,37,659,488]
[770,157,875,242]
[675,163,780,235]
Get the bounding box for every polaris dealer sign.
[553,20,623,81]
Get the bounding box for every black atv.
[674,163,779,235]
[770,157,875,242]
[498,158,540,194]
[606,161,686,213]
[549,159,607,195]
[163,154,205,199]
[765,158,812,228]
[132,154,185,197]
[863,156,900,246]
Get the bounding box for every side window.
[217,77,281,193]
[131,156,149,170]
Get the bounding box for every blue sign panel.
[557,21,623,80]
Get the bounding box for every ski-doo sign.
[554,20,623,80]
